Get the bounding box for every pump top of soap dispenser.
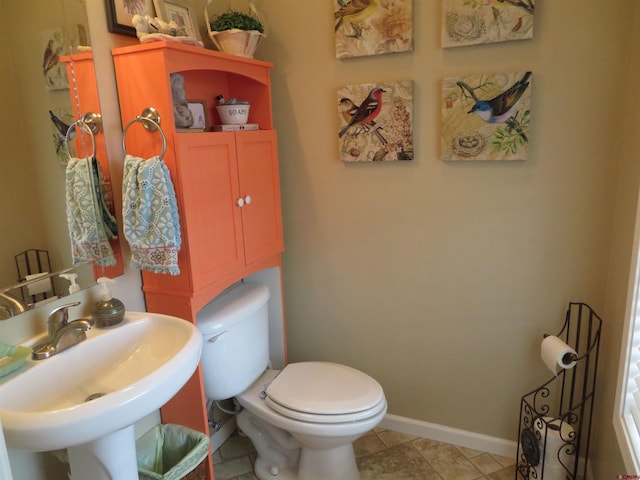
[97,277,115,300]
[92,277,125,328]
[60,273,80,294]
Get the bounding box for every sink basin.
[0,311,202,479]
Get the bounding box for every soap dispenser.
[60,273,80,294]
[92,277,125,328]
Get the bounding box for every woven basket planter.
[209,29,263,58]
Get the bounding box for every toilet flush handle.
[207,331,227,343]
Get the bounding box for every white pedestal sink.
[0,312,203,480]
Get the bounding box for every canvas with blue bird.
[441,71,533,161]
[49,109,75,165]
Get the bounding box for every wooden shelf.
[112,42,284,480]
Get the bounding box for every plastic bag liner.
[136,424,209,480]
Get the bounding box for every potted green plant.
[205,5,265,58]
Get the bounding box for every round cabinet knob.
[244,195,252,205]
[236,197,245,207]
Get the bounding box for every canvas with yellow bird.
[335,0,413,58]
[334,0,379,37]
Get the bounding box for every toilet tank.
[196,281,271,400]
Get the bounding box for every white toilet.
[196,281,387,480]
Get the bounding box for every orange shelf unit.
[112,42,284,480]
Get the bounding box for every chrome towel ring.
[65,119,96,160]
[122,107,167,160]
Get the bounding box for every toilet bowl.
[196,281,387,480]
[237,366,386,479]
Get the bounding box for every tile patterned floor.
[211,428,516,480]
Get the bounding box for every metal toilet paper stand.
[515,302,602,480]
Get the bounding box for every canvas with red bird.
[442,0,535,48]
[337,80,413,162]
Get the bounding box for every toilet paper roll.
[533,416,575,480]
[541,335,577,375]
[25,272,52,296]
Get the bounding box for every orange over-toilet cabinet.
[168,129,283,293]
[112,41,284,314]
[112,41,284,480]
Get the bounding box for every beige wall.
[596,2,640,477]
[0,0,61,286]
[254,0,637,475]
[3,0,639,477]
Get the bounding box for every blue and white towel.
[122,155,181,275]
[91,157,118,240]
[65,157,116,266]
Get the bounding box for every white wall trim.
[380,414,517,458]
[380,414,596,479]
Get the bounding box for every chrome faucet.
[32,302,93,360]
[47,301,80,336]
[0,292,29,320]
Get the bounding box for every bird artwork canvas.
[49,109,75,164]
[334,0,413,59]
[442,0,535,48]
[337,80,413,162]
[41,25,88,90]
[441,71,532,161]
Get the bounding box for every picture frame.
[175,101,209,132]
[105,0,155,37]
[153,0,200,40]
[188,101,208,129]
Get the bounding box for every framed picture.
[188,101,208,129]
[175,101,209,131]
[153,0,200,40]
[105,0,155,36]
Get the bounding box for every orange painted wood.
[175,132,244,289]
[236,131,284,265]
[144,253,281,316]
[160,365,210,432]
[156,370,215,480]
[61,53,124,278]
[112,43,285,480]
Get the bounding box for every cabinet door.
[176,133,244,290]
[236,130,284,266]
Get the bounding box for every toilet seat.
[264,362,386,424]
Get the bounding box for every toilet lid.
[265,362,384,416]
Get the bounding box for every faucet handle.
[47,301,81,336]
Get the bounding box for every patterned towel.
[65,157,116,266]
[91,157,118,240]
[122,155,181,275]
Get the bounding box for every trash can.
[136,424,209,480]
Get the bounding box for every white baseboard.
[380,414,595,479]
[379,413,517,459]
[206,411,594,479]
